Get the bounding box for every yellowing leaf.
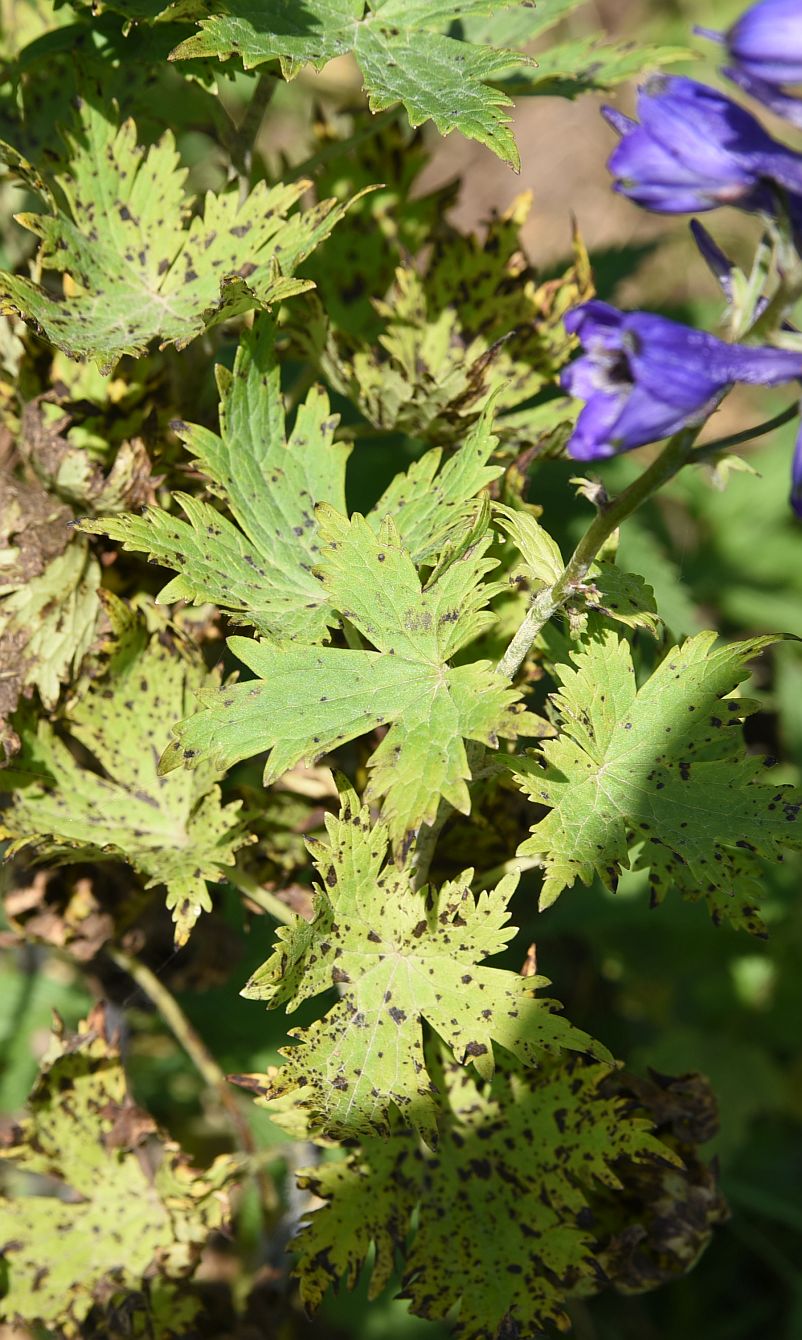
[298,193,591,444]
[293,1052,675,1335]
[0,1007,235,1337]
[1,602,248,944]
[511,631,802,934]
[0,470,100,760]
[236,786,605,1140]
[0,101,361,369]
[83,318,502,643]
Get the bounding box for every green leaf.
[161,512,525,845]
[499,37,693,98]
[510,630,802,934]
[83,318,351,643]
[170,1,531,168]
[0,602,248,945]
[236,786,605,1140]
[0,100,360,369]
[292,1052,673,1334]
[0,1007,235,1335]
[82,319,502,642]
[296,192,591,444]
[0,470,101,761]
[496,504,660,635]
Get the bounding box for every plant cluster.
[1,1,802,1337]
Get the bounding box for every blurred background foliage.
[1,0,801,1337]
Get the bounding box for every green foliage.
[297,192,591,445]
[292,1052,676,1336]
[170,1,528,168]
[83,317,503,641]
[0,1007,235,1336]
[0,2,798,1337]
[511,631,802,934]
[0,602,248,944]
[237,784,603,1140]
[160,509,533,847]
[0,100,359,369]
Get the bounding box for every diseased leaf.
[0,100,361,369]
[295,193,591,445]
[83,318,351,643]
[0,470,100,760]
[0,601,248,944]
[292,1052,675,1335]
[235,786,605,1140]
[496,504,660,635]
[161,513,527,845]
[0,1006,235,1337]
[511,631,802,934]
[82,319,502,642]
[170,1,529,169]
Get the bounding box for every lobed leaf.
[0,101,361,369]
[296,192,591,445]
[83,318,503,643]
[0,601,248,944]
[160,512,527,846]
[293,1051,674,1335]
[0,1007,235,1336]
[511,631,802,933]
[170,1,529,168]
[235,786,605,1141]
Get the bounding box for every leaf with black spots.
[0,1007,235,1336]
[0,601,248,945]
[510,630,802,934]
[292,1051,676,1335]
[237,785,604,1141]
[0,100,360,369]
[160,510,527,846]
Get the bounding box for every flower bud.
[605,76,802,217]
[728,0,802,88]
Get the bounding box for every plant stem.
[106,944,259,1158]
[693,401,799,460]
[409,426,699,889]
[229,870,295,925]
[496,426,699,681]
[286,107,398,182]
[227,72,278,203]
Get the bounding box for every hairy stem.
[229,869,296,925]
[496,426,699,681]
[107,944,263,1165]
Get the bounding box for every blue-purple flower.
[727,0,802,85]
[701,0,802,128]
[562,302,802,505]
[604,76,802,216]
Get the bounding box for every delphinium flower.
[562,299,802,513]
[700,0,802,129]
[604,76,802,220]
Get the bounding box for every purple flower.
[562,300,802,469]
[728,0,802,84]
[699,2,802,129]
[791,422,802,517]
[604,76,802,216]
